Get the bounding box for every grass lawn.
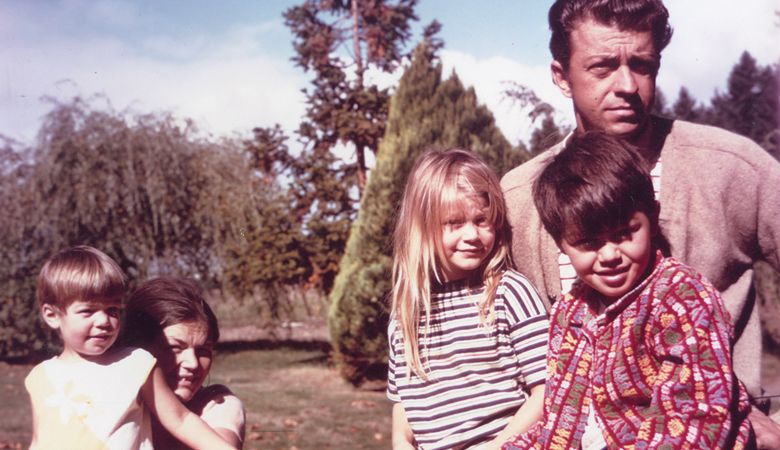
[0,342,393,450]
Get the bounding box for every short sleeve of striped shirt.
[387,318,402,403]
[495,270,549,388]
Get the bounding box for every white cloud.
[659,0,779,102]
[0,11,306,145]
[440,50,575,146]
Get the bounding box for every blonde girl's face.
[439,194,496,281]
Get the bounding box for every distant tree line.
[653,52,778,159]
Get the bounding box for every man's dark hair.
[533,131,657,244]
[549,0,673,70]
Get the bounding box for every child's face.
[440,195,495,281]
[152,320,214,402]
[560,211,654,302]
[43,299,122,361]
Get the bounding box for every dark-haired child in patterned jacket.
[503,132,752,450]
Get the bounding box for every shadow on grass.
[216,338,332,366]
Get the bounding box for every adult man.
[501,0,780,446]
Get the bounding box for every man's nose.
[613,65,639,95]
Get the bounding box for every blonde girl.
[387,149,548,450]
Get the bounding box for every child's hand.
[751,408,780,450]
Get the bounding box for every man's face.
[552,17,660,140]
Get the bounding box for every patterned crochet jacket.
[503,253,752,450]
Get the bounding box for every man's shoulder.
[501,141,565,195]
[664,119,771,165]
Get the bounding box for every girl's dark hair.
[549,0,673,70]
[123,277,219,348]
[533,131,657,244]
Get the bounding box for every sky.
[1,0,778,148]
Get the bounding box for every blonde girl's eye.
[474,214,493,228]
[444,218,464,230]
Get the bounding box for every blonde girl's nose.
[461,222,479,239]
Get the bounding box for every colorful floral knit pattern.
[503,254,752,450]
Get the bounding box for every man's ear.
[41,304,61,330]
[551,60,572,98]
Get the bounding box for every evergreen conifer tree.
[529,116,565,156]
[328,43,524,384]
[671,87,702,122]
[710,52,778,156]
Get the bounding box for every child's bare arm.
[140,366,237,450]
[392,402,416,449]
[483,384,545,449]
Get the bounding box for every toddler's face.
[439,195,496,281]
[560,211,654,303]
[48,299,122,361]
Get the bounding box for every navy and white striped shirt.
[387,269,549,450]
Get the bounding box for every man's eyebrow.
[630,53,660,61]
[583,53,618,61]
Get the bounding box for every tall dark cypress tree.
[328,43,525,384]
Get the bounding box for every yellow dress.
[25,347,156,450]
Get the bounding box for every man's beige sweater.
[501,117,780,399]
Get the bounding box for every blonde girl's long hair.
[391,148,511,379]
